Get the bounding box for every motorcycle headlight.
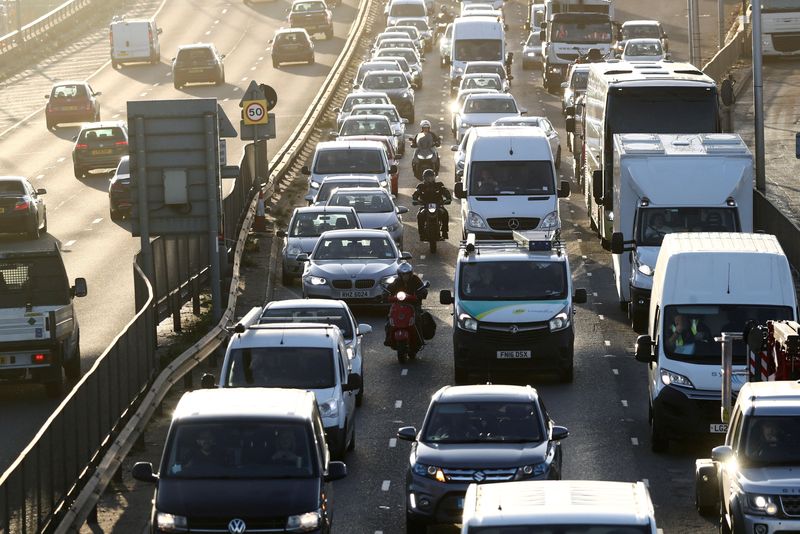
[467,211,487,229]
[381,274,397,286]
[319,398,339,418]
[458,312,478,332]
[286,510,322,532]
[305,275,327,286]
[660,368,695,389]
[745,494,780,516]
[549,307,571,332]
[156,512,188,533]
[515,462,548,479]
[539,210,560,229]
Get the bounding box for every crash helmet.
[422,169,436,184]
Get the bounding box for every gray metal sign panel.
[127,98,221,236]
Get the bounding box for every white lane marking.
[581,255,587,259]
[251,66,257,71]
[577,238,583,242]
[233,87,241,92]
[598,314,604,320]
[420,254,426,260]
[205,30,212,35]
[214,19,220,24]
[593,292,598,297]
[401,368,408,376]
[259,56,264,61]
[389,438,397,448]
[64,240,76,247]
[612,368,619,375]
[631,437,639,446]
[139,92,148,97]
[57,157,66,163]
[35,174,44,180]
[381,480,391,491]
[92,218,103,224]
[604,340,611,346]
[112,113,121,119]
[222,7,228,13]
[570,209,575,213]
[241,77,248,81]
[153,82,160,87]
[621,400,628,407]
[395,400,403,408]
[603,354,615,358]
[223,98,229,102]
[586,272,591,276]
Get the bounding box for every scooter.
[386,282,430,363]
[413,199,451,253]
[409,134,440,180]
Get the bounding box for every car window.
[622,25,661,40]
[625,41,662,56]
[465,97,517,113]
[341,118,392,136]
[293,1,326,11]
[290,211,359,236]
[343,95,389,112]
[80,127,125,143]
[314,237,396,260]
[422,401,543,443]
[276,32,303,44]
[362,73,408,90]
[313,149,385,174]
[0,181,25,195]
[225,347,335,389]
[465,64,505,79]
[462,76,500,91]
[0,257,71,307]
[52,84,87,99]
[177,47,214,62]
[261,307,355,338]
[354,108,399,122]
[460,260,566,300]
[328,191,393,213]
[390,2,426,17]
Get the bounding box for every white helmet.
[420,119,431,129]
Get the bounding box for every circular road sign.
[244,100,267,125]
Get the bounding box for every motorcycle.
[413,199,451,253]
[409,134,441,180]
[386,282,430,363]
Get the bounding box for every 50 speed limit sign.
[243,99,268,125]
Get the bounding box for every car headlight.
[287,244,304,257]
[310,181,321,189]
[637,262,654,277]
[286,510,322,532]
[660,368,695,389]
[745,494,780,516]
[539,210,560,229]
[460,121,469,128]
[380,179,389,187]
[386,222,401,232]
[156,512,188,533]
[413,463,447,482]
[515,463,548,479]
[305,275,327,286]
[401,91,410,98]
[549,307,571,332]
[319,398,338,418]
[467,211,487,229]
[381,274,397,286]
[458,312,478,332]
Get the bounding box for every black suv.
[288,0,333,40]
[72,121,129,179]
[133,388,347,533]
[172,43,226,89]
[271,28,315,67]
[398,384,568,533]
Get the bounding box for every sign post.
[240,81,278,187]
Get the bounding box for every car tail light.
[33,353,47,363]
[84,103,92,110]
[115,140,128,147]
[76,143,88,150]
[14,200,30,211]
[110,181,127,193]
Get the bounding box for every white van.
[449,16,506,83]
[386,0,428,27]
[454,126,569,239]
[635,233,797,452]
[461,480,658,533]
[109,17,162,68]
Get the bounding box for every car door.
[720,407,744,518]
[338,340,356,438]
[540,118,559,159]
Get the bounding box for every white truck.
[751,0,800,56]
[0,236,87,397]
[609,133,754,332]
[540,0,613,93]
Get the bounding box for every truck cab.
[440,231,587,384]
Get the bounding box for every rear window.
[51,84,87,99]
[390,2,426,17]
[176,47,214,62]
[343,95,389,112]
[341,118,392,136]
[465,64,505,78]
[276,32,306,44]
[465,97,517,113]
[225,347,335,389]
[0,257,70,307]
[289,210,360,236]
[80,127,126,143]
[0,181,25,195]
[362,73,408,90]
[314,148,386,174]
[292,1,326,12]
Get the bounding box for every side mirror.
[396,206,409,214]
[276,229,288,238]
[519,108,528,115]
[665,52,672,60]
[610,232,625,255]
[573,288,587,304]
[72,278,88,298]
[357,323,373,335]
[397,426,417,441]
[401,251,413,260]
[325,461,348,481]
[36,188,47,195]
[389,164,398,174]
[711,445,733,462]
[634,335,655,363]
[93,91,102,96]
[301,165,311,175]
[333,107,340,113]
[560,82,568,88]
[411,82,419,89]
[558,180,570,198]
[450,145,459,151]
[200,373,216,389]
[591,170,603,202]
[304,194,314,203]
[296,253,310,262]
[328,130,339,140]
[131,462,158,483]
[551,425,569,441]
[565,117,575,133]
[454,181,465,199]
[344,373,363,392]
[402,118,409,124]
[440,289,453,305]
[507,74,514,81]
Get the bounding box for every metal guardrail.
[0,0,94,57]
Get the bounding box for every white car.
[492,116,562,169]
[350,103,408,156]
[449,88,498,135]
[458,72,505,94]
[336,114,398,155]
[439,22,453,66]
[449,126,480,181]
[258,298,372,406]
[326,187,408,246]
[454,92,524,142]
[621,38,666,62]
[305,175,383,205]
[335,91,391,130]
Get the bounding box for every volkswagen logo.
[507,218,520,230]
[509,325,519,334]
[228,519,247,534]
[473,471,486,482]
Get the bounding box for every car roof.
[625,38,662,45]
[350,103,398,110]
[738,381,800,416]
[465,60,504,67]
[623,19,661,26]
[315,140,387,150]
[173,388,317,422]
[177,42,215,50]
[52,80,89,87]
[342,114,392,122]
[434,384,539,403]
[494,116,546,124]
[229,323,342,349]
[329,186,389,195]
[79,121,126,130]
[0,175,27,183]
[344,91,391,101]
[319,228,394,239]
[293,205,359,214]
[319,175,381,183]
[276,28,310,35]
[264,298,350,311]
[464,92,515,101]
[463,72,502,79]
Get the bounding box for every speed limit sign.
[242,100,268,125]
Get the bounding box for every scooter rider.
[413,169,452,239]
[412,120,441,149]
[384,262,427,346]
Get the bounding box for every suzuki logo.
[473,471,486,482]
[507,218,520,230]
[228,519,247,534]
[509,325,519,334]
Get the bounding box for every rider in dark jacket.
[385,263,427,347]
[412,169,452,239]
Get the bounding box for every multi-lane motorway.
[3,0,750,531]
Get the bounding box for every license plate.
[92,148,113,155]
[62,106,78,111]
[497,350,531,359]
[340,290,368,298]
[0,207,4,214]
[118,51,128,56]
[189,68,205,73]
[710,423,728,433]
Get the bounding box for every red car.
[45,81,101,130]
[335,134,400,195]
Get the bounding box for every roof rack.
[459,231,565,257]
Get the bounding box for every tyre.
[347,426,356,451]
[429,239,437,253]
[397,349,408,364]
[325,28,333,40]
[555,146,562,169]
[454,366,468,385]
[356,371,364,406]
[273,58,279,68]
[64,344,81,380]
[281,268,293,286]
[42,214,47,234]
[649,407,669,453]
[406,513,427,534]
[630,304,647,333]
[331,433,347,460]
[111,59,119,69]
[27,218,40,239]
[46,117,54,130]
[308,54,315,65]
[559,364,574,383]
[110,207,120,221]
[74,164,84,179]
[696,489,718,517]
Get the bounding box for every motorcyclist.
[384,262,427,347]
[410,120,441,177]
[413,169,452,239]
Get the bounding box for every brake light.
[76,143,88,150]
[85,103,92,110]
[14,201,30,211]
[115,140,128,146]
[110,181,127,192]
[33,353,47,363]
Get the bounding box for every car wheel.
[347,426,356,452]
[74,164,84,179]
[27,218,40,239]
[46,117,54,130]
[325,28,333,40]
[64,343,81,380]
[174,80,182,89]
[555,146,562,169]
[111,59,119,69]
[42,213,47,234]
[630,304,647,333]
[405,513,427,534]
[281,268,293,286]
[308,54,315,65]
[356,375,364,406]
[649,407,669,453]
[272,58,279,68]
[559,364,574,383]
[110,207,120,221]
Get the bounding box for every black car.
[108,156,131,220]
[72,121,129,179]
[358,70,415,122]
[133,388,347,534]
[0,176,47,239]
[288,0,333,40]
[172,43,226,89]
[398,384,568,533]
[271,28,315,67]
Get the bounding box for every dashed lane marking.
[401,368,408,376]
[35,174,44,180]
[64,240,76,247]
[389,438,397,448]
[92,218,103,224]
[604,340,611,346]
[381,480,391,491]
[631,437,639,446]
[598,314,604,320]
[612,368,619,375]
[395,400,403,408]
[621,400,628,407]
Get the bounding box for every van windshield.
[635,207,739,246]
[313,149,385,174]
[224,347,335,389]
[390,3,426,17]
[459,261,567,301]
[453,39,503,61]
[468,527,651,533]
[0,257,70,307]
[163,421,316,479]
[662,305,793,364]
[469,161,554,195]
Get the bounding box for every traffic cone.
[253,189,267,233]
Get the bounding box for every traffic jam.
[2,0,800,532]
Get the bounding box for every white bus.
[580,61,721,247]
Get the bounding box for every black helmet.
[422,169,435,183]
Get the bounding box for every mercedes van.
[109,17,162,68]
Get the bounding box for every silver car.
[277,206,361,284]
[492,116,562,169]
[334,91,391,130]
[350,103,408,156]
[454,92,524,142]
[336,115,398,155]
[299,229,412,304]
[326,187,407,247]
[306,175,383,205]
[259,298,372,406]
